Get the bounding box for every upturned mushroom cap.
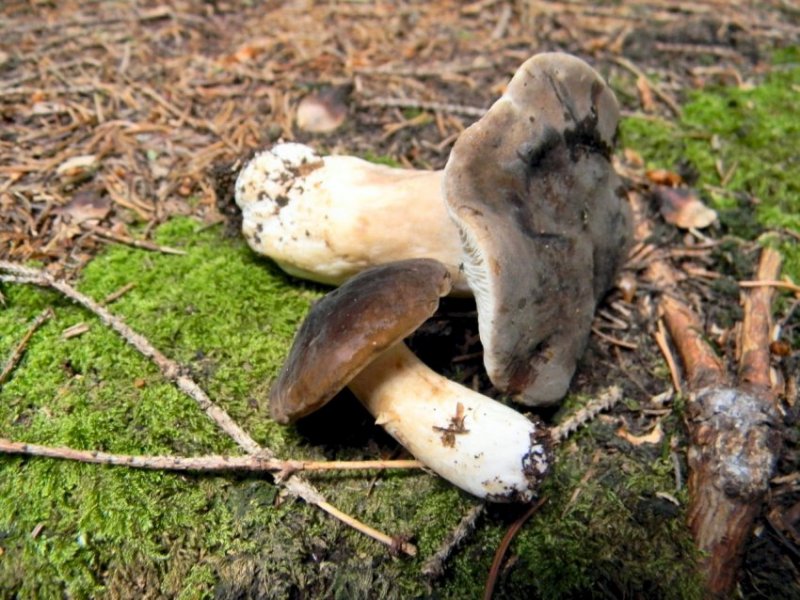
[443,52,631,406]
[270,258,452,424]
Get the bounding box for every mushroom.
[442,52,631,405]
[270,258,552,502]
[237,52,631,409]
[240,53,630,496]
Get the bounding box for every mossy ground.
[620,47,800,288]
[1,54,798,599]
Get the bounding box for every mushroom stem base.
[348,343,551,502]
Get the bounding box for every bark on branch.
[660,247,783,597]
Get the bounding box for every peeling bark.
[684,386,781,597]
[660,248,784,597]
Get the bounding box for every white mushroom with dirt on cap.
[236,52,632,499]
[235,144,468,293]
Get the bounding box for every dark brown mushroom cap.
[270,258,452,424]
[443,52,632,405]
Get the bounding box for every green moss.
[0,219,701,598]
[361,151,403,168]
[0,222,312,597]
[621,54,800,240]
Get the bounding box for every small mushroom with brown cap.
[442,51,631,406]
[270,258,552,502]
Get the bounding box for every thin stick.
[610,56,682,117]
[738,248,783,390]
[654,318,683,395]
[0,307,53,385]
[0,261,418,555]
[551,386,623,442]
[739,279,800,295]
[102,282,136,305]
[0,437,421,474]
[422,503,486,578]
[591,327,638,350]
[87,225,187,255]
[483,497,548,600]
[316,499,417,556]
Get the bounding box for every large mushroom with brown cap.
[237,52,631,499]
[271,258,552,501]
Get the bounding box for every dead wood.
[660,248,784,597]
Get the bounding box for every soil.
[1,1,799,598]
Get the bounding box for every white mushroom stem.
[235,144,469,294]
[347,342,551,501]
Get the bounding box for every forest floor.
[1,1,799,598]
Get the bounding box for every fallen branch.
[632,178,788,595]
[659,247,783,597]
[0,260,418,556]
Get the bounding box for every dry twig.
[102,282,136,305]
[0,437,421,477]
[739,278,800,295]
[610,56,682,117]
[86,224,187,255]
[591,326,638,350]
[422,503,486,579]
